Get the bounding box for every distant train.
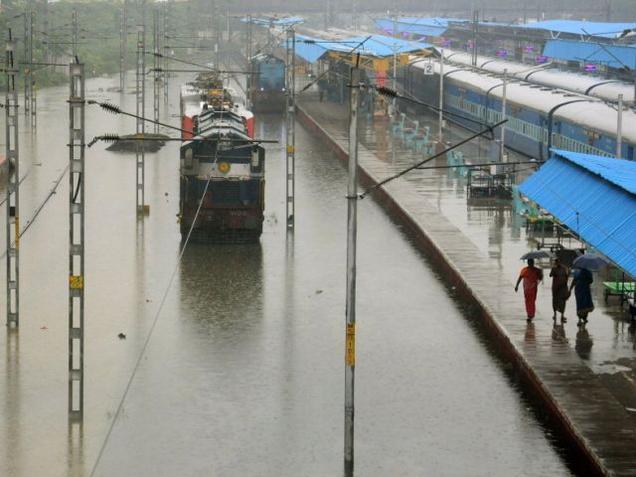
[401,59,636,161]
[249,53,286,112]
[443,50,636,104]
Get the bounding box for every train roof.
[410,59,636,143]
[443,49,635,103]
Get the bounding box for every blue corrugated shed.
[293,34,434,63]
[519,150,636,278]
[543,39,636,69]
[520,20,636,38]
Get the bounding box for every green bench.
[603,281,636,305]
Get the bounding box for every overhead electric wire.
[375,85,496,129]
[152,52,254,75]
[87,99,191,136]
[0,165,69,259]
[415,159,542,170]
[89,80,237,477]
[359,119,507,198]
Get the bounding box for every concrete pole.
[616,94,623,159]
[472,9,478,67]
[23,9,35,117]
[246,15,252,110]
[120,3,127,92]
[153,8,160,134]
[344,63,360,477]
[393,12,397,38]
[438,49,444,142]
[162,0,170,104]
[72,9,78,59]
[500,69,508,162]
[352,0,358,31]
[23,14,28,114]
[392,48,397,116]
[226,3,230,41]
[5,31,20,328]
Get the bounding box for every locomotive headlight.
[217,161,231,174]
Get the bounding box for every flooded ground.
[298,90,636,419]
[0,73,574,476]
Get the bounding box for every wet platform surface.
[297,96,636,476]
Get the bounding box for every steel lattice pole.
[68,61,85,420]
[5,31,20,328]
[136,24,146,215]
[285,28,296,228]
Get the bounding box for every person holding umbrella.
[515,257,544,322]
[550,258,570,322]
[569,254,605,326]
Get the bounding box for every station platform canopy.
[294,33,436,65]
[518,20,636,39]
[241,16,304,27]
[374,17,467,38]
[543,39,636,70]
[519,150,636,278]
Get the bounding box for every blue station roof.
[519,20,636,39]
[293,34,434,64]
[374,17,467,37]
[543,39,636,69]
[519,150,636,278]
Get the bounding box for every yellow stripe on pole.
[346,323,356,366]
[69,275,84,290]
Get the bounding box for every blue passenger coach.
[402,60,636,161]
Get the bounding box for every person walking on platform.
[550,258,570,322]
[515,259,543,322]
[570,267,594,326]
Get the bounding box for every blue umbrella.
[572,254,608,271]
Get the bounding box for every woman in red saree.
[515,259,544,321]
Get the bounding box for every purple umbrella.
[573,254,608,271]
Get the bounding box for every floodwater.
[0,73,573,476]
[344,96,636,413]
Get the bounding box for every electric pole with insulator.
[153,7,160,133]
[5,30,20,329]
[68,60,86,420]
[120,1,128,92]
[285,28,296,228]
[136,21,147,216]
[344,60,361,477]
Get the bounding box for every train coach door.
[629,145,634,161]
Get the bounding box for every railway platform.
[297,95,636,476]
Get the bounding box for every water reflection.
[66,421,84,477]
[524,322,536,344]
[552,322,568,344]
[179,243,264,333]
[4,331,20,476]
[575,326,594,359]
